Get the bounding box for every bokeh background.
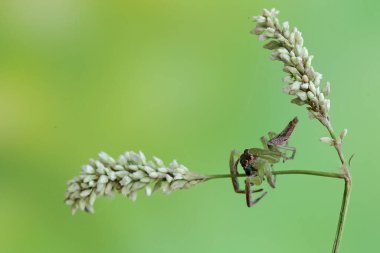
[0,0,378,252]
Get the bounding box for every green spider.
[230,117,298,207]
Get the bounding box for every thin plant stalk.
[207,170,345,180]
[323,122,352,253]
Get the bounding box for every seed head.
[252,8,332,118]
[65,151,208,214]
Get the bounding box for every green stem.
[322,119,351,253]
[275,170,344,179]
[332,178,351,253]
[207,169,345,180]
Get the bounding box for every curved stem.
[274,170,344,179]
[206,169,345,180]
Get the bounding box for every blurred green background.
[0,0,378,252]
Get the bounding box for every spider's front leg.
[245,177,268,207]
[229,150,244,193]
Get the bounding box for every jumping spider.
[230,117,298,207]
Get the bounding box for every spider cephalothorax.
[230,117,298,207]
[239,149,257,176]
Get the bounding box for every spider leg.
[266,165,277,189]
[245,177,268,207]
[276,145,297,161]
[248,148,282,164]
[229,150,245,194]
[268,131,277,140]
[260,136,269,150]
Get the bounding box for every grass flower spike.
[252,8,331,119]
[65,151,208,214]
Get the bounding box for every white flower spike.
[65,151,208,214]
[252,8,332,119]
